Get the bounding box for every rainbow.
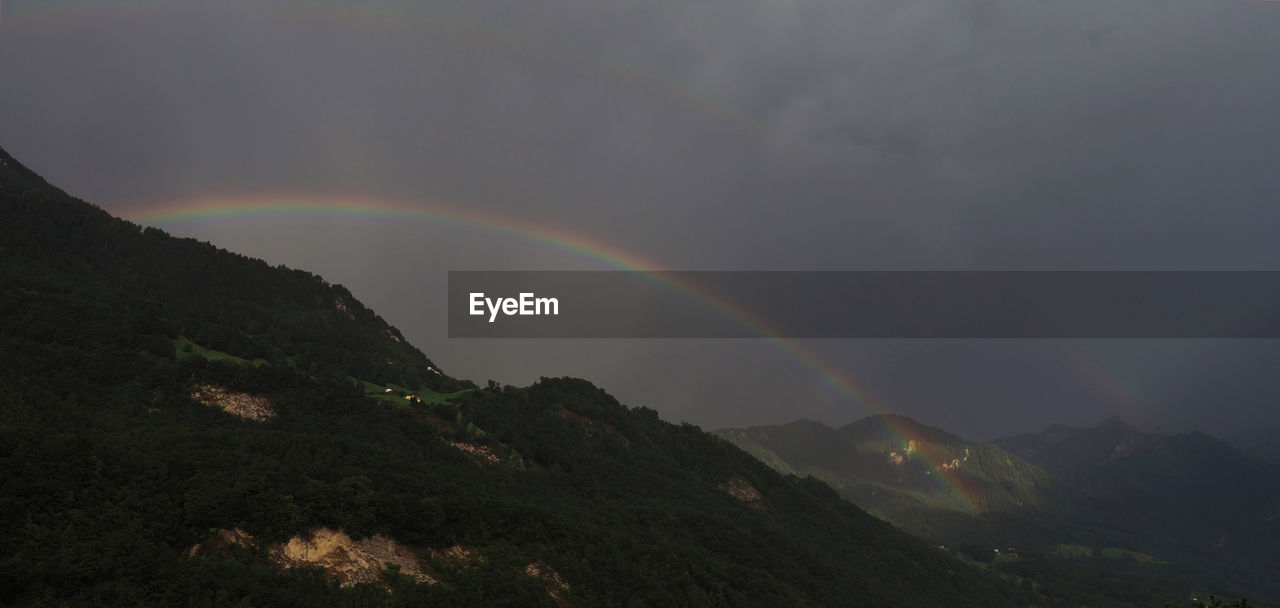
[1050,340,1148,424]
[127,194,985,511]
[18,0,988,511]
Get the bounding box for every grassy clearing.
[1052,544,1165,564]
[174,337,268,367]
[360,380,473,405]
[1099,547,1165,563]
[1053,544,1094,558]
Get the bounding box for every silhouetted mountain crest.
[841,413,966,446]
[1,151,458,391]
[4,145,1035,607]
[0,146,47,183]
[723,411,1280,601]
[716,412,1061,546]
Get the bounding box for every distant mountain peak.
[782,418,836,430]
[995,416,1176,474]
[841,413,966,447]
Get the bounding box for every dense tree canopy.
[0,146,1225,606]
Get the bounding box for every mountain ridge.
[718,412,1280,603]
[2,145,1045,606]
[716,413,1061,521]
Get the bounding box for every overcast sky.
[3,0,1279,439]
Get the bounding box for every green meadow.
[174,336,269,367]
[360,380,473,405]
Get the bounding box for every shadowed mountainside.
[2,145,1041,606]
[717,411,1280,603]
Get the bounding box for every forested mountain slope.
[0,146,1040,606]
[998,420,1280,601]
[718,414,1279,604]
[715,415,1061,543]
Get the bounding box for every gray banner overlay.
[448,271,1280,338]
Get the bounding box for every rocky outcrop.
[191,385,275,421]
[269,527,435,587]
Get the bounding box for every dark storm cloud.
[3,1,1279,437]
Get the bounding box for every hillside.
[0,145,1050,606]
[718,414,1280,604]
[715,415,1060,543]
[997,420,1280,601]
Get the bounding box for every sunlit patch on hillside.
[524,561,571,603]
[447,440,503,465]
[269,527,436,587]
[191,385,275,421]
[719,476,764,510]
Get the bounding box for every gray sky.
[3,0,1279,440]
